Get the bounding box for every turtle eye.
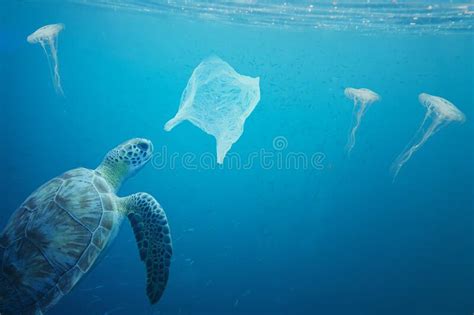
[137,143,149,151]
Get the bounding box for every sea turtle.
[0,138,172,315]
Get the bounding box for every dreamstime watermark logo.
[151,136,326,171]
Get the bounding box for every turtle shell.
[0,168,118,314]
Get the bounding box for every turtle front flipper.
[120,193,172,304]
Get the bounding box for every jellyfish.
[27,23,65,95]
[391,93,465,179]
[164,56,260,164]
[343,87,380,155]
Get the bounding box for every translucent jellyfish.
[164,56,260,164]
[27,23,65,95]
[343,87,380,155]
[391,93,465,179]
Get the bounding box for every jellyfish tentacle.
[345,100,357,154]
[346,100,367,155]
[48,37,63,95]
[399,109,433,156]
[37,38,63,95]
[351,99,358,117]
[39,40,57,93]
[40,41,53,76]
[391,116,443,179]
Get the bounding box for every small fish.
[234,299,239,307]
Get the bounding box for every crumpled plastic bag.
[165,56,260,164]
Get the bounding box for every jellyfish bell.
[27,23,64,44]
[343,87,380,155]
[344,87,380,105]
[391,93,466,180]
[27,23,65,95]
[418,93,465,123]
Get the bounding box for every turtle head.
[97,138,154,190]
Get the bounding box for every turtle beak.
[147,140,154,154]
[142,139,153,162]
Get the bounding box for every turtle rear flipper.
[121,193,172,304]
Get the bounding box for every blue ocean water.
[1,1,473,314]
